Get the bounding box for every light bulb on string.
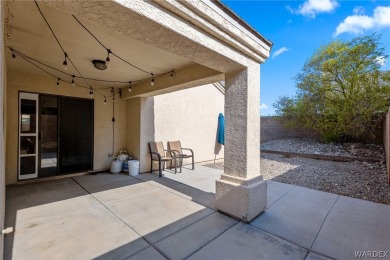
[63,52,68,70]
[106,49,111,67]
[128,82,132,93]
[89,88,93,98]
[104,96,107,105]
[151,74,155,86]
[170,70,174,78]
[71,75,75,87]
[12,52,16,61]
[56,78,60,87]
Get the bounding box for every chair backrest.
[168,141,182,155]
[149,142,165,159]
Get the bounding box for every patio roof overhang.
[2,0,273,222]
[6,0,271,95]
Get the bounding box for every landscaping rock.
[205,138,389,205]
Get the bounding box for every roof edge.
[213,0,273,48]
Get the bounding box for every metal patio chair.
[148,141,178,178]
[167,141,194,172]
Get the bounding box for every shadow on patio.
[5,165,390,259]
[3,166,308,260]
[5,171,219,259]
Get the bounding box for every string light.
[128,82,132,92]
[35,1,93,90]
[33,0,174,96]
[104,96,107,105]
[11,47,174,88]
[73,15,151,75]
[9,46,118,101]
[151,74,155,86]
[16,2,178,97]
[89,88,93,97]
[106,49,111,67]
[63,52,68,70]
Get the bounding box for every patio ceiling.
[5,1,193,88]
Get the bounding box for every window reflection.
[20,136,36,155]
[20,157,36,175]
[20,99,37,133]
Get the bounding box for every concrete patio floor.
[4,165,390,259]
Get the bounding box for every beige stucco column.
[216,64,267,222]
[126,97,155,173]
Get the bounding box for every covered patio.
[2,1,389,259]
[5,168,390,259]
[2,0,270,224]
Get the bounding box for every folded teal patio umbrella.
[217,113,225,145]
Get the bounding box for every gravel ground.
[261,138,385,160]
[260,138,385,160]
[204,138,389,205]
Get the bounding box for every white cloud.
[260,103,268,110]
[375,56,386,66]
[334,6,390,36]
[287,0,339,18]
[272,47,290,58]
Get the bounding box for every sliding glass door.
[18,92,94,180]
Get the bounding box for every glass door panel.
[39,95,58,178]
[59,97,93,174]
[19,93,38,180]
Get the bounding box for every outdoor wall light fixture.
[92,60,107,70]
[128,82,132,93]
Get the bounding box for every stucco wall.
[260,116,321,143]
[126,97,155,173]
[154,83,224,165]
[5,70,127,184]
[384,108,390,186]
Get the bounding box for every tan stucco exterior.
[5,71,127,184]
[126,96,156,173]
[154,83,224,165]
[1,0,272,224]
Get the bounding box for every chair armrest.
[182,148,194,156]
[149,151,161,160]
[167,149,180,158]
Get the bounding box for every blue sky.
[222,0,390,115]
